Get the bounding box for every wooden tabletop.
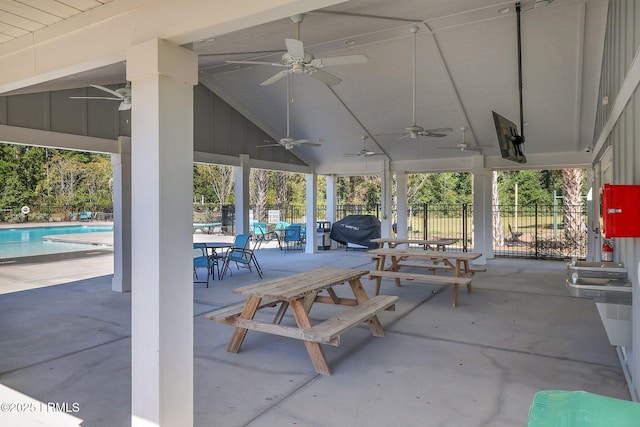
[371,238,457,246]
[368,247,481,261]
[233,267,369,301]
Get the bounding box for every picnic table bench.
[205,267,398,375]
[367,247,483,307]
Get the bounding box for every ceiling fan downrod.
[516,2,525,142]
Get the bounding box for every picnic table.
[205,267,398,375]
[371,237,457,250]
[367,247,484,307]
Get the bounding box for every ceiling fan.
[343,136,385,158]
[226,14,368,86]
[383,26,452,140]
[436,127,483,152]
[257,75,321,150]
[69,83,131,111]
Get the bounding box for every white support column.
[380,160,393,238]
[396,171,408,239]
[127,39,197,427]
[305,171,317,253]
[111,136,131,292]
[325,175,337,248]
[234,154,250,236]
[472,167,492,264]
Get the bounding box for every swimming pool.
[0,225,113,259]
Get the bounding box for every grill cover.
[330,215,381,249]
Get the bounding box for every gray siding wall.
[593,0,640,401]
[0,83,307,167]
[193,84,305,166]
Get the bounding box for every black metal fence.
[0,204,113,223]
[493,204,587,260]
[396,203,587,260]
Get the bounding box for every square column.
[127,39,198,427]
[472,167,492,264]
[111,136,131,292]
[380,160,393,237]
[325,175,337,248]
[305,172,317,253]
[395,171,408,239]
[234,154,250,236]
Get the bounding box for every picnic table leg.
[374,254,386,296]
[446,259,460,308]
[348,278,386,337]
[454,260,472,293]
[227,296,261,353]
[390,256,402,287]
[273,301,289,324]
[289,299,332,375]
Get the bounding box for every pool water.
[0,225,113,259]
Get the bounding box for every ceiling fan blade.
[285,38,305,58]
[256,143,283,148]
[90,84,123,99]
[201,50,284,57]
[69,96,121,100]
[420,132,447,137]
[260,70,290,86]
[311,54,368,68]
[426,127,453,133]
[397,133,412,140]
[226,59,287,67]
[298,142,322,147]
[343,153,360,157]
[306,68,342,85]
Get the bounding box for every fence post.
[423,203,428,240]
[462,203,468,252]
[534,204,539,258]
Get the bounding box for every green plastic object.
[528,390,640,427]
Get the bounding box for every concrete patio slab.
[0,244,632,426]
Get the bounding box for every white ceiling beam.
[0,0,347,94]
[0,124,117,153]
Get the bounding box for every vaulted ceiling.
[0,0,607,174]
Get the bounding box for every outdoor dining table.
[206,267,398,375]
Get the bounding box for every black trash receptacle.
[316,221,331,250]
[221,205,235,235]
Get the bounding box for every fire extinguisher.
[601,239,614,262]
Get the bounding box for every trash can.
[316,221,331,250]
[221,205,235,235]
[528,390,640,427]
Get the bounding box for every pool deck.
[0,232,634,426]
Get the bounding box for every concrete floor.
[0,239,631,426]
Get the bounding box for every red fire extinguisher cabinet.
[602,184,640,238]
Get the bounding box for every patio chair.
[193,243,214,287]
[220,234,263,279]
[274,221,290,250]
[284,225,303,252]
[251,222,268,250]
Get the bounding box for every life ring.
[21,205,30,215]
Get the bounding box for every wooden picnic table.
[205,267,398,375]
[367,247,483,307]
[371,237,458,250]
